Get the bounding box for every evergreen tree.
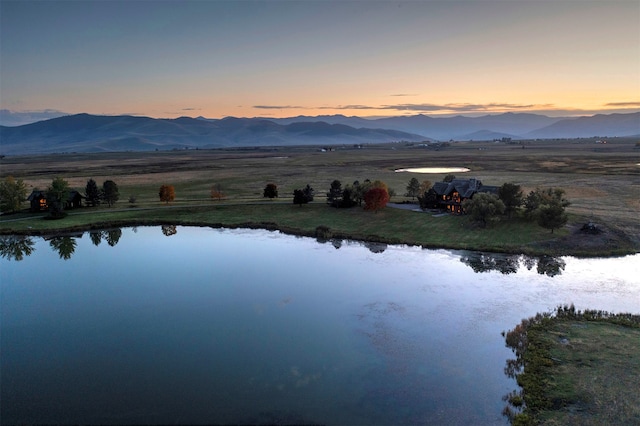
[498,183,523,218]
[85,178,101,207]
[327,180,343,207]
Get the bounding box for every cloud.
[382,103,554,113]
[389,93,419,97]
[253,105,304,110]
[253,102,556,114]
[605,101,640,107]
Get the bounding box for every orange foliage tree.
[210,183,225,201]
[159,184,175,204]
[364,187,390,213]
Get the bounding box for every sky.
[1,0,639,124]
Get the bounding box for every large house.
[28,190,84,212]
[431,178,498,214]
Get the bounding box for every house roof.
[432,178,498,198]
[27,189,84,200]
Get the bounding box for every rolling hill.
[1,111,638,155]
[0,114,427,155]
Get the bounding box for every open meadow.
[1,137,639,254]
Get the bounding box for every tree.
[128,194,138,207]
[293,189,307,206]
[159,184,175,204]
[302,184,314,202]
[47,177,70,218]
[461,193,505,227]
[537,201,568,233]
[0,176,28,213]
[405,177,421,200]
[293,184,314,206]
[418,188,439,209]
[102,180,119,207]
[524,187,570,232]
[364,187,390,213]
[263,183,278,199]
[443,174,456,183]
[498,183,523,218]
[326,180,343,207]
[419,180,432,196]
[524,190,542,219]
[85,178,101,207]
[210,183,225,201]
[351,179,371,206]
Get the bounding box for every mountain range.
[1,111,638,155]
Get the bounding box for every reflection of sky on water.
[1,227,638,425]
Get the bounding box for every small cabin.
[27,189,84,212]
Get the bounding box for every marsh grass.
[504,308,640,425]
[539,322,640,425]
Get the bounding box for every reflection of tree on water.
[460,252,565,276]
[461,252,520,274]
[0,235,35,261]
[48,236,77,260]
[89,229,123,247]
[364,241,387,253]
[535,256,566,277]
[89,230,103,246]
[105,229,122,246]
[161,225,177,236]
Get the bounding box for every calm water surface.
[2,227,639,425]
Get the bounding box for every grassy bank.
[503,307,640,425]
[0,201,635,256]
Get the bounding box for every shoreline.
[2,204,638,257]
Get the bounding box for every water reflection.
[535,256,566,277]
[89,229,123,247]
[0,235,35,261]
[0,229,125,260]
[161,224,177,236]
[47,236,77,260]
[460,252,566,276]
[1,227,638,425]
[105,229,122,246]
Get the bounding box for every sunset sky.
[1,0,639,123]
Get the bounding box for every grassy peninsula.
[1,138,639,256]
[503,307,640,425]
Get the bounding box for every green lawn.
[0,202,569,255]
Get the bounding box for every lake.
[2,227,638,425]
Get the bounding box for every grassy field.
[504,309,640,425]
[1,137,639,254]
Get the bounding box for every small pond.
[1,227,638,425]
[395,167,471,174]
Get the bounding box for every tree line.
[1,173,569,233]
